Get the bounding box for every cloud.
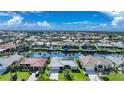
[64,21,89,25]
[99,23,107,27]
[0,12,10,16]
[101,11,124,30]
[62,20,108,31]
[23,21,52,29]
[112,16,124,26]
[102,11,124,17]
[0,11,21,17]
[37,21,51,28]
[6,16,23,26]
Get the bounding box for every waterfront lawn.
[58,69,89,81]
[100,73,124,81]
[0,72,30,81]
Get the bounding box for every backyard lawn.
[0,72,30,81]
[100,73,124,81]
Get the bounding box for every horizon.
[1,29,124,33]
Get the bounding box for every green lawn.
[0,72,30,81]
[17,72,30,81]
[100,73,124,81]
[0,72,11,81]
[58,69,89,81]
[108,73,124,81]
[37,68,50,81]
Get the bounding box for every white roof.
[33,42,44,45]
[60,58,78,67]
[0,39,3,43]
[0,49,7,52]
[106,55,124,66]
[115,42,124,48]
[0,54,22,73]
[49,57,78,68]
[50,57,63,67]
[97,43,113,47]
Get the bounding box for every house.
[0,39,3,43]
[105,55,124,67]
[79,55,112,72]
[20,58,47,72]
[115,41,124,49]
[0,42,16,52]
[0,53,22,74]
[32,41,44,47]
[62,42,79,50]
[49,57,78,71]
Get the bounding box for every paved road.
[27,73,38,81]
[49,70,59,80]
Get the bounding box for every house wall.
[30,67,42,72]
[49,67,60,71]
[20,64,42,72]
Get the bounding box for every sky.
[0,11,124,31]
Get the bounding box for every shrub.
[59,70,63,73]
[21,78,26,81]
[100,76,109,81]
[35,72,39,77]
[85,73,88,76]
[11,74,17,81]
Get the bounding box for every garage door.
[85,63,96,74]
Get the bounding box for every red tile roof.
[0,42,16,49]
[20,58,47,67]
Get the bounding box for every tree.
[64,69,73,80]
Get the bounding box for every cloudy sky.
[0,11,124,31]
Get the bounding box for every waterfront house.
[79,55,112,71]
[0,54,22,74]
[115,41,124,49]
[49,57,78,71]
[20,58,47,72]
[0,42,16,52]
[105,55,124,67]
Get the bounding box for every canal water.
[31,51,124,58]
[94,53,124,58]
[31,52,82,58]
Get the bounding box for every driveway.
[49,70,59,80]
[86,69,100,81]
[27,73,38,81]
[85,62,100,81]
